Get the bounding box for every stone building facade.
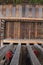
[0,5,43,45]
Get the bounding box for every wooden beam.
[10,43,21,65]
[0,17,43,21]
[26,44,41,65]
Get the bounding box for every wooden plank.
[0,44,13,61]
[6,22,10,38]
[0,46,6,54]
[26,44,41,65]
[34,44,43,56]
[10,43,21,65]
[0,17,43,21]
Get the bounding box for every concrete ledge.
[1,39,43,46]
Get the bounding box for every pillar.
[0,20,1,46]
[16,5,19,17]
[6,22,10,38]
[29,23,31,39]
[35,5,39,18]
[14,22,20,39]
[29,5,32,17]
[2,5,6,16]
[9,5,12,16]
[35,23,37,39]
[17,22,20,39]
[42,7,43,17]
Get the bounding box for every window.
[32,7,35,18]
[22,6,25,17]
[39,7,42,18]
[29,8,32,18]
[6,7,10,16]
[12,7,16,17]
[25,5,29,17]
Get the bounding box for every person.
[5,50,13,65]
[33,49,38,56]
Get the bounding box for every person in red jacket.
[33,49,38,56]
[5,50,13,65]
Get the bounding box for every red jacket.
[6,51,12,61]
[34,49,38,56]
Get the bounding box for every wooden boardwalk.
[0,43,43,65]
[1,39,43,46]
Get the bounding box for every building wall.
[0,5,43,42]
[5,21,43,39]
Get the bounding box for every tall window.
[12,6,16,17]
[29,8,32,18]
[32,6,36,18]
[39,7,42,18]
[6,7,10,16]
[25,5,29,17]
[22,6,25,17]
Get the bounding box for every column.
[18,22,20,39]
[9,5,12,16]
[29,5,32,17]
[14,22,20,39]
[14,22,16,38]
[6,22,10,38]
[0,20,1,46]
[16,5,19,17]
[2,5,6,16]
[42,7,43,18]
[35,5,39,18]
[35,23,37,39]
[29,23,31,39]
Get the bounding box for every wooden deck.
[0,17,43,21]
[1,39,43,46]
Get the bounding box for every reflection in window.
[6,7,10,16]
[25,5,29,17]
[39,7,42,18]
[22,6,25,17]
[29,8,32,18]
[32,7,35,18]
[19,6,22,17]
[12,7,16,17]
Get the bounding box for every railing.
[0,5,43,18]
